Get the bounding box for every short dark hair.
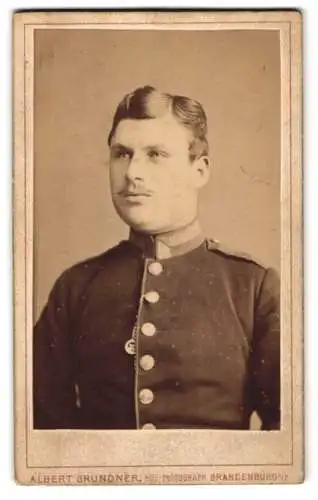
[108,86,209,161]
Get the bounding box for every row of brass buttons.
[138,261,163,430]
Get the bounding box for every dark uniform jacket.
[33,230,280,431]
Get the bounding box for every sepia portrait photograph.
[13,10,303,485]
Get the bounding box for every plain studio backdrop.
[34,28,280,320]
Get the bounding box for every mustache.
[117,184,154,196]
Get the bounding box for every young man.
[34,86,280,430]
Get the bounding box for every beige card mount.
[13,10,303,485]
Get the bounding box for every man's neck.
[129,219,204,260]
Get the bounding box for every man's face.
[109,114,209,234]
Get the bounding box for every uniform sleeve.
[33,272,79,429]
[250,267,281,430]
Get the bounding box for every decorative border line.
[22,20,295,470]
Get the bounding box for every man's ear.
[192,155,211,188]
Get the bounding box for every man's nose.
[125,154,146,182]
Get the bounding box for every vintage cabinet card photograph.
[13,10,303,485]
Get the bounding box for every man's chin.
[118,212,162,234]
[126,220,159,234]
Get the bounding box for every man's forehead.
[111,114,190,148]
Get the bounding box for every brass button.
[148,261,163,276]
[140,354,155,371]
[139,388,154,405]
[141,322,156,337]
[144,291,160,304]
[142,423,156,430]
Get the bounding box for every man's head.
[108,85,210,234]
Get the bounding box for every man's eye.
[113,150,131,159]
[148,150,159,159]
[148,150,166,159]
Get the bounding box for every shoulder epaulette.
[205,238,266,268]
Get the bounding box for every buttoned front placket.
[133,258,164,430]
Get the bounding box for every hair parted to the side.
[108,85,209,161]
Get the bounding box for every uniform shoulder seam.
[205,238,268,269]
[62,242,124,276]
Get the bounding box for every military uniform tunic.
[33,227,280,430]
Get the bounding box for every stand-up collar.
[128,219,205,260]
